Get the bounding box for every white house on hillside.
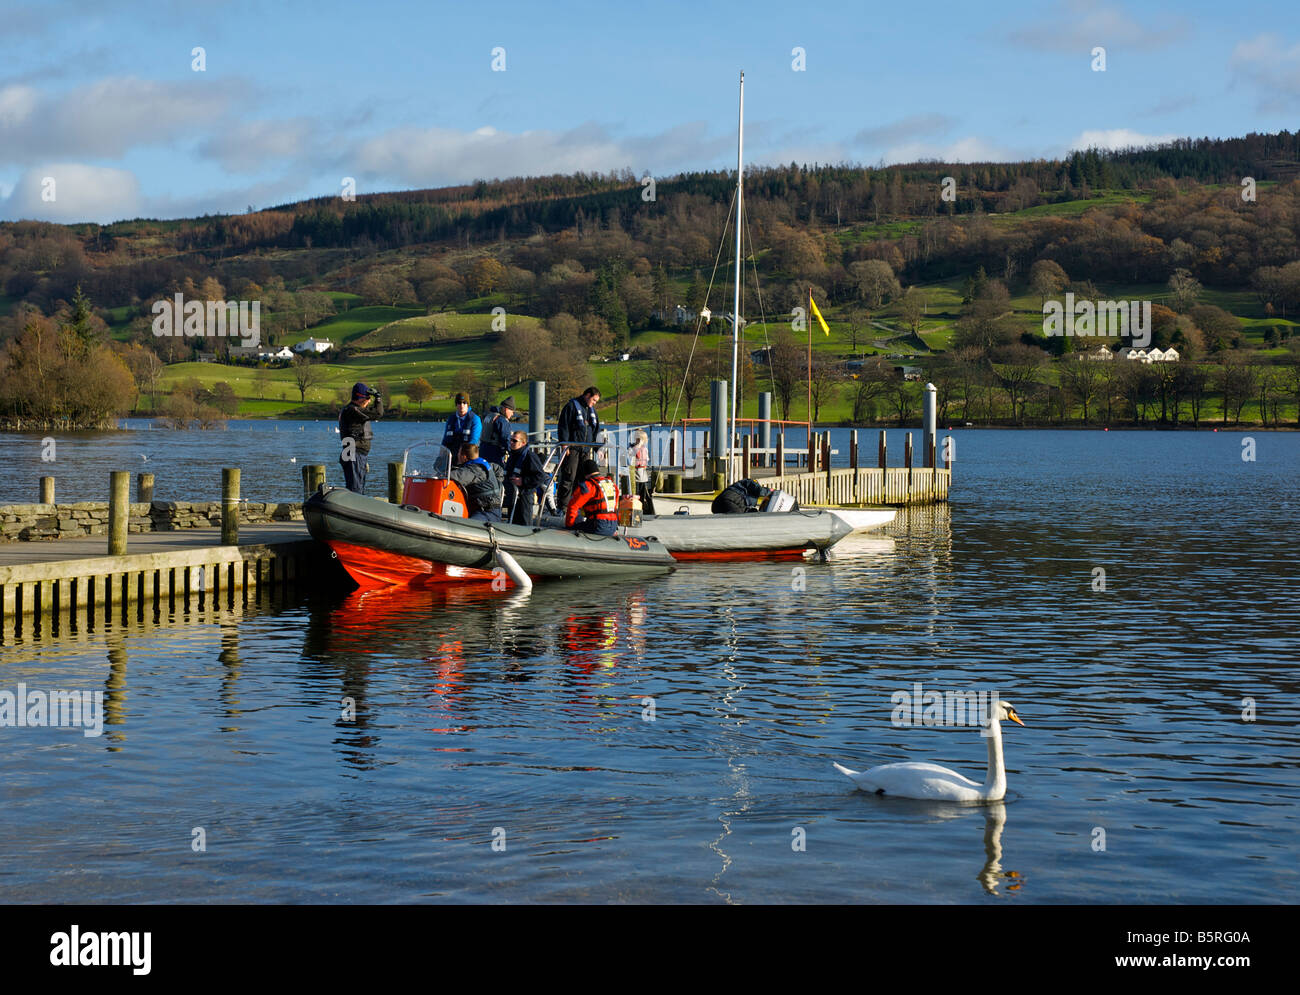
[1123,347,1179,363]
[293,338,333,354]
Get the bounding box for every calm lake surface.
[1,425,1297,903]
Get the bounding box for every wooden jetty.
[0,524,324,639]
[656,426,952,506]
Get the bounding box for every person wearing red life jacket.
[563,458,619,536]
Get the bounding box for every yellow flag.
[809,289,830,335]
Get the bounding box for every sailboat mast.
[729,71,744,482]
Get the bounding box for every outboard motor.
[763,489,798,513]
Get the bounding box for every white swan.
[833,700,1023,802]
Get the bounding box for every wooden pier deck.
[0,523,327,637]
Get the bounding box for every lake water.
[1,426,1296,903]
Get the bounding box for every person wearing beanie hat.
[442,391,482,452]
[480,396,516,464]
[338,383,384,494]
[563,457,619,535]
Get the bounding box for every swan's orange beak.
[1007,710,1024,726]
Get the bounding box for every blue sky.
[1,0,1295,223]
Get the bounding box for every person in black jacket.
[480,396,516,464]
[450,444,504,522]
[504,430,546,525]
[712,478,773,514]
[338,382,384,494]
[555,386,600,508]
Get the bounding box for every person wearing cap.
[338,382,384,494]
[442,392,482,453]
[480,396,516,464]
[563,457,619,536]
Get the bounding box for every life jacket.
[570,474,618,524]
[481,412,511,461]
[463,457,505,511]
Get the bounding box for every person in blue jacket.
[443,392,482,452]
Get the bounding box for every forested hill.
[3,129,1300,324]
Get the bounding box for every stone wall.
[0,501,304,541]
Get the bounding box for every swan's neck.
[982,717,1006,799]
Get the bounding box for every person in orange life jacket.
[338,382,384,494]
[480,396,516,464]
[443,393,482,451]
[564,458,619,536]
[450,443,504,522]
[504,430,546,526]
[555,386,600,508]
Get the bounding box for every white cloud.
[1229,33,1300,109]
[1068,128,1179,151]
[854,114,955,148]
[1007,0,1189,53]
[0,163,142,223]
[0,85,39,128]
[883,136,1021,164]
[349,121,713,187]
[197,118,316,173]
[0,76,244,164]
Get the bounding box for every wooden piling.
[878,430,888,468]
[137,472,154,503]
[221,468,240,546]
[108,471,129,556]
[905,433,914,470]
[302,464,326,497]
[39,477,54,504]
[776,431,785,473]
[388,461,404,504]
[849,431,859,471]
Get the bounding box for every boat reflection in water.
[299,580,653,769]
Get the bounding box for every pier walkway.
[0,523,324,636]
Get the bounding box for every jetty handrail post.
[849,430,859,471]
[878,430,887,469]
[221,468,239,546]
[108,471,129,556]
[387,461,405,504]
[39,476,54,505]
[922,382,937,469]
[905,433,914,470]
[742,434,752,478]
[775,430,784,473]
[806,429,816,473]
[758,392,772,468]
[137,472,154,504]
